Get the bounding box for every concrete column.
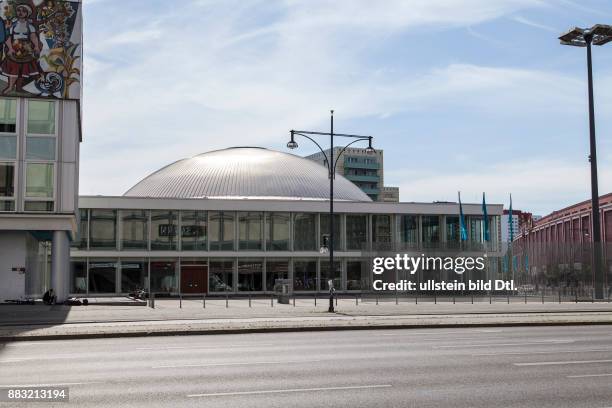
[51,230,70,303]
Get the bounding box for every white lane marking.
[567,373,612,378]
[187,384,392,398]
[515,359,612,367]
[153,359,323,369]
[136,343,273,351]
[434,340,574,349]
[474,348,612,356]
[0,382,102,387]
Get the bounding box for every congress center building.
[69,147,503,297]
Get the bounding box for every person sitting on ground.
[42,288,56,305]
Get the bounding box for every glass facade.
[239,212,262,250]
[320,214,341,251]
[238,259,263,291]
[320,260,341,291]
[210,259,234,292]
[150,260,177,293]
[210,211,235,251]
[88,260,116,293]
[0,98,16,133]
[70,260,86,294]
[25,163,53,198]
[372,215,392,244]
[151,210,177,250]
[121,260,148,292]
[346,214,367,250]
[27,100,55,134]
[266,260,289,291]
[399,215,418,246]
[347,260,367,290]
[294,260,316,291]
[90,210,117,249]
[266,212,290,250]
[72,209,88,249]
[121,210,148,250]
[422,215,440,246]
[446,216,460,247]
[294,213,316,251]
[181,210,207,251]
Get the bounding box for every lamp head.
[365,137,376,154]
[287,131,298,149]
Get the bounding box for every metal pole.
[586,35,604,300]
[226,293,228,308]
[329,110,335,313]
[203,294,206,308]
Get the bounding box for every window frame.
[0,98,18,212]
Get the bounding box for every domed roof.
[124,147,372,202]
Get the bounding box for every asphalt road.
[1,326,612,407]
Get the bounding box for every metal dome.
[123,147,372,202]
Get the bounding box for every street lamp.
[289,110,375,312]
[559,24,612,300]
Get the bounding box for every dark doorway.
[181,262,208,293]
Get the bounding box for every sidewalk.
[1,298,611,341]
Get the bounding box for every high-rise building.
[0,1,82,303]
[305,147,399,202]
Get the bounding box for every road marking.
[515,359,612,367]
[567,373,612,378]
[137,343,273,351]
[187,384,392,398]
[434,340,574,349]
[153,359,323,369]
[474,348,612,356]
[0,382,101,387]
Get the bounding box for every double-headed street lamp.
[559,24,612,300]
[288,111,375,312]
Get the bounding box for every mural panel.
[0,0,81,99]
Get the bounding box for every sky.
[81,0,612,216]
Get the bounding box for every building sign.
[0,0,81,99]
[158,224,205,238]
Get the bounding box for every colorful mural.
[0,0,80,99]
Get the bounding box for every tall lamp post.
[559,24,612,300]
[288,111,375,312]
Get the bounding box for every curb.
[1,320,611,342]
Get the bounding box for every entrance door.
[180,264,208,294]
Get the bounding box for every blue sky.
[81,0,612,215]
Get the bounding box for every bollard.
[559,288,561,304]
[489,292,491,304]
[507,291,509,304]
[149,292,155,309]
[471,294,473,304]
[525,292,527,304]
[434,293,437,304]
[376,294,379,305]
[249,294,251,308]
[453,294,455,304]
[335,294,338,307]
[416,292,418,305]
[293,296,295,307]
[542,290,544,304]
[226,293,229,308]
[396,292,399,305]
[271,295,274,307]
[575,290,578,304]
[356,295,358,306]
[179,294,182,309]
[203,294,206,309]
[314,294,317,307]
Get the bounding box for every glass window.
[239,212,262,250]
[209,259,234,292]
[0,98,16,133]
[266,212,289,251]
[0,200,14,211]
[422,215,440,246]
[293,260,316,291]
[26,137,56,160]
[88,260,117,293]
[181,210,207,251]
[372,215,392,244]
[266,260,289,291]
[399,215,418,246]
[25,163,53,198]
[320,214,341,251]
[121,210,149,250]
[346,214,367,250]
[294,213,316,251]
[347,260,367,290]
[121,260,148,293]
[70,260,87,294]
[469,217,484,243]
[89,209,117,249]
[150,260,177,293]
[0,136,16,159]
[0,163,14,197]
[320,260,341,291]
[446,216,460,246]
[27,100,55,134]
[238,260,263,291]
[24,201,53,211]
[209,211,235,251]
[151,210,177,250]
[71,209,88,249]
